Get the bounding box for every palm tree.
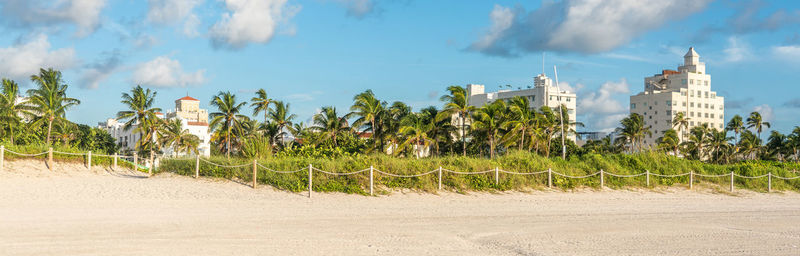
[250,89,272,124]
[27,68,80,145]
[746,111,770,141]
[209,91,248,158]
[671,111,690,142]
[787,126,800,163]
[738,130,761,160]
[310,106,350,147]
[684,124,710,160]
[419,106,454,156]
[159,119,200,156]
[766,130,787,161]
[657,129,680,156]
[267,100,296,147]
[0,79,32,144]
[438,85,475,156]
[347,89,385,148]
[117,85,161,151]
[726,115,745,142]
[471,100,506,159]
[505,96,537,151]
[397,113,433,158]
[616,113,651,153]
[708,129,733,163]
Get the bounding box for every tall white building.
[99,96,211,157]
[630,47,725,146]
[466,73,578,141]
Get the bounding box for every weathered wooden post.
[369,165,374,196]
[689,171,694,190]
[0,145,4,172]
[600,169,604,189]
[133,152,138,171]
[768,172,772,192]
[48,147,53,170]
[438,166,442,190]
[308,164,313,198]
[548,168,552,188]
[646,170,650,187]
[149,151,154,176]
[252,159,257,189]
[730,172,734,192]
[195,155,200,178]
[87,151,92,170]
[113,153,118,169]
[495,167,499,185]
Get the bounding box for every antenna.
[542,52,546,75]
[553,65,566,160]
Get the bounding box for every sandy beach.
[1,160,799,256]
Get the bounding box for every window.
[705,113,709,118]
[682,79,687,85]
[705,104,709,109]
[666,110,672,115]
[666,100,672,106]
[711,104,714,109]
[631,103,636,109]
[690,79,694,85]
[643,102,648,106]
[690,121,695,125]
[690,102,694,107]
[719,124,723,129]
[711,93,716,99]
[681,91,687,96]
[711,114,715,118]
[690,112,694,117]
[705,81,709,86]
[690,91,694,97]
[682,102,687,107]
[566,97,571,102]
[655,111,658,115]
[705,92,709,98]
[649,106,652,110]
[655,101,658,105]
[649,116,652,119]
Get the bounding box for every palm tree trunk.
[9,125,14,145]
[519,129,525,151]
[489,136,495,159]
[226,124,231,158]
[461,115,466,156]
[46,119,53,146]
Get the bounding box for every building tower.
[630,47,725,146]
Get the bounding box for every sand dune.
[1,159,799,255]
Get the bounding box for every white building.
[99,96,211,157]
[630,47,725,146]
[466,73,578,141]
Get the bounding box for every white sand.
[1,159,800,256]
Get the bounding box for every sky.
[1,0,800,134]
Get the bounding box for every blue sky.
[1,0,800,134]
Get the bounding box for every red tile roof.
[177,96,199,101]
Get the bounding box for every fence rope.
[255,163,306,174]
[605,172,648,178]
[442,168,495,175]
[650,172,691,178]
[374,169,438,178]
[551,171,601,179]
[734,173,769,179]
[312,167,369,176]
[498,169,549,175]
[52,151,86,156]
[773,175,800,180]
[198,158,251,168]
[3,149,49,157]
[694,173,730,178]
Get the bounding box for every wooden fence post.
[87,151,92,170]
[252,159,257,189]
[113,153,118,169]
[438,166,442,190]
[768,172,772,192]
[730,172,734,192]
[646,170,650,187]
[548,168,552,188]
[195,155,200,178]
[48,147,53,170]
[690,171,693,190]
[494,167,499,185]
[0,145,4,172]
[600,169,604,189]
[133,152,138,172]
[308,164,313,198]
[369,165,374,196]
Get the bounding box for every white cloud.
[0,0,107,37]
[752,104,774,122]
[723,36,751,63]
[131,56,205,88]
[772,45,800,62]
[558,81,584,94]
[336,0,375,19]
[469,0,712,56]
[577,79,630,131]
[0,34,78,82]
[80,50,122,89]
[209,0,301,49]
[146,0,203,37]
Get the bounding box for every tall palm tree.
[310,106,350,147]
[657,129,680,156]
[347,89,385,148]
[738,130,761,160]
[726,115,745,142]
[616,113,650,153]
[27,68,80,146]
[438,85,475,156]
[209,91,248,158]
[684,124,711,160]
[471,100,506,159]
[397,112,433,158]
[268,100,296,147]
[708,129,733,163]
[419,106,454,156]
[159,119,200,156]
[0,79,32,144]
[746,111,770,141]
[117,85,161,151]
[787,126,800,163]
[671,111,690,142]
[505,96,537,151]
[250,89,272,124]
[766,130,787,162]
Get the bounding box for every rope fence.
[2,145,799,196]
